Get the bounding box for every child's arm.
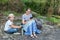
[10,24,21,28]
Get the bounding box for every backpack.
[35,18,43,30]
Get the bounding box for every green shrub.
[22,0,48,15]
[2,11,21,16]
[1,0,8,4]
[37,16,44,19]
[46,17,58,23]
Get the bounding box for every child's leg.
[6,28,18,34]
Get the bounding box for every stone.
[57,23,60,27]
[2,36,9,39]
[0,17,60,40]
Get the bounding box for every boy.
[4,14,21,34]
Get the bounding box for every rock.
[42,25,54,35]
[46,25,54,29]
[2,36,9,38]
[0,17,60,40]
[32,11,37,17]
[57,23,60,27]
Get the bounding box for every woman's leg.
[32,21,38,38]
[28,24,35,38]
[32,21,41,34]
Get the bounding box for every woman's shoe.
[30,35,34,38]
[33,34,37,38]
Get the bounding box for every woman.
[22,8,41,38]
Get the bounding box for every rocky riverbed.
[0,16,60,40]
[0,23,60,40]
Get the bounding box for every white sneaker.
[13,32,20,35]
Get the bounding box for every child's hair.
[8,14,15,19]
[26,8,31,11]
[30,17,33,19]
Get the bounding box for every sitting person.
[22,8,41,38]
[4,14,21,34]
[23,17,41,38]
[22,8,32,24]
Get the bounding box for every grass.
[1,11,22,16]
[37,15,60,24]
[46,17,60,24]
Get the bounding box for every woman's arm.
[22,20,27,24]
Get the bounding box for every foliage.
[46,17,59,23]
[0,0,8,4]
[0,0,24,13]
[1,11,21,16]
[22,0,47,15]
[0,0,60,16]
[52,15,60,19]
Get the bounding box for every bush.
[1,11,21,16]
[22,0,48,15]
[1,0,8,4]
[46,17,58,23]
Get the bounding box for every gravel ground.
[0,25,60,40]
[0,18,60,40]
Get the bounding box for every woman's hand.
[22,20,27,24]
